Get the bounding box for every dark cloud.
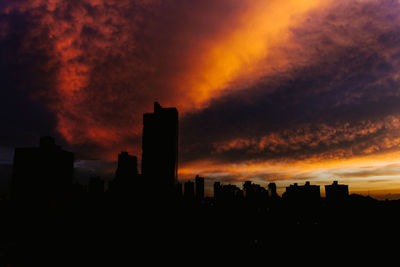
[0,0,256,161]
[181,0,400,165]
[0,7,59,158]
[3,0,400,195]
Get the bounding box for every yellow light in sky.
[179,150,400,199]
[177,0,332,110]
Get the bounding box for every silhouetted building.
[184,181,195,199]
[214,182,221,200]
[214,182,243,201]
[88,176,104,195]
[11,136,74,208]
[243,181,268,202]
[325,181,349,201]
[109,152,139,195]
[284,181,320,202]
[195,175,205,200]
[116,152,138,180]
[268,182,279,198]
[142,102,178,195]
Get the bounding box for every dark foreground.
[1,194,400,265]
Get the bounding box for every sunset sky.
[2,0,400,198]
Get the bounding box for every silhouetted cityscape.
[2,102,400,264]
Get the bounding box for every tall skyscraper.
[11,136,74,207]
[142,102,178,194]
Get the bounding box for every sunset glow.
[2,0,400,198]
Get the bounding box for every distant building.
[268,183,279,198]
[142,102,178,195]
[184,181,195,199]
[195,175,205,200]
[284,181,320,202]
[116,152,138,180]
[214,182,243,201]
[325,181,349,201]
[11,136,74,207]
[243,181,268,201]
[109,152,138,195]
[214,182,221,200]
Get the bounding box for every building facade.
[12,136,74,207]
[142,102,179,194]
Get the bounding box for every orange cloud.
[4,0,400,199]
[212,115,400,159]
[174,0,333,110]
[3,0,333,160]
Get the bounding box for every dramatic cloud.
[0,0,329,159]
[180,0,400,194]
[2,0,400,196]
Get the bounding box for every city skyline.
[5,126,391,259]
[8,103,356,201]
[8,131,353,201]
[4,102,379,201]
[4,1,400,262]
[3,0,400,199]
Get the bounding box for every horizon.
[2,135,400,201]
[3,0,400,200]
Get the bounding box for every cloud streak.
[2,0,400,195]
[0,0,330,159]
[178,0,400,195]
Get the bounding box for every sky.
[2,0,400,198]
